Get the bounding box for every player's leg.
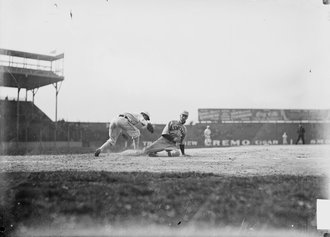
[95,120,122,156]
[143,137,164,156]
[132,136,140,150]
[144,137,176,157]
[129,134,140,150]
[165,149,181,157]
[120,119,141,150]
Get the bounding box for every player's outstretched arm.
[179,144,191,157]
[146,123,154,133]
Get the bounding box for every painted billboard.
[198,109,330,122]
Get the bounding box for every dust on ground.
[1,145,330,176]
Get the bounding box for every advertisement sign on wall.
[198,109,330,122]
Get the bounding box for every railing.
[0,54,64,77]
[0,96,31,102]
[0,59,51,70]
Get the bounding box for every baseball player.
[94,111,154,157]
[143,111,190,157]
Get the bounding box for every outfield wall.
[2,121,329,154]
[140,122,330,148]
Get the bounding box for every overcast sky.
[1,0,330,124]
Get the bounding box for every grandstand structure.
[0,48,64,142]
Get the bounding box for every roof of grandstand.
[0,48,64,61]
[0,48,64,90]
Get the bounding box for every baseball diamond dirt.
[1,145,330,237]
[1,145,330,175]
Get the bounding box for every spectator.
[143,111,190,157]
[296,123,305,144]
[204,125,212,146]
[282,132,288,145]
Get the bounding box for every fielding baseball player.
[143,111,190,157]
[94,111,154,157]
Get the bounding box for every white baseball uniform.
[143,120,187,156]
[98,112,149,151]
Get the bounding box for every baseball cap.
[141,111,150,120]
[181,111,189,117]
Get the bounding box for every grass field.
[1,145,330,237]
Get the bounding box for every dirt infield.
[1,145,330,237]
[1,145,330,176]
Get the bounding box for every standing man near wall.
[203,125,212,146]
[295,123,306,144]
[143,111,191,157]
[282,132,288,145]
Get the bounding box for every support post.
[53,82,62,144]
[16,87,21,141]
[55,83,58,143]
[55,83,58,124]
[32,88,39,104]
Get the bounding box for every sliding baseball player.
[143,111,190,157]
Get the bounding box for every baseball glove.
[146,123,154,133]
